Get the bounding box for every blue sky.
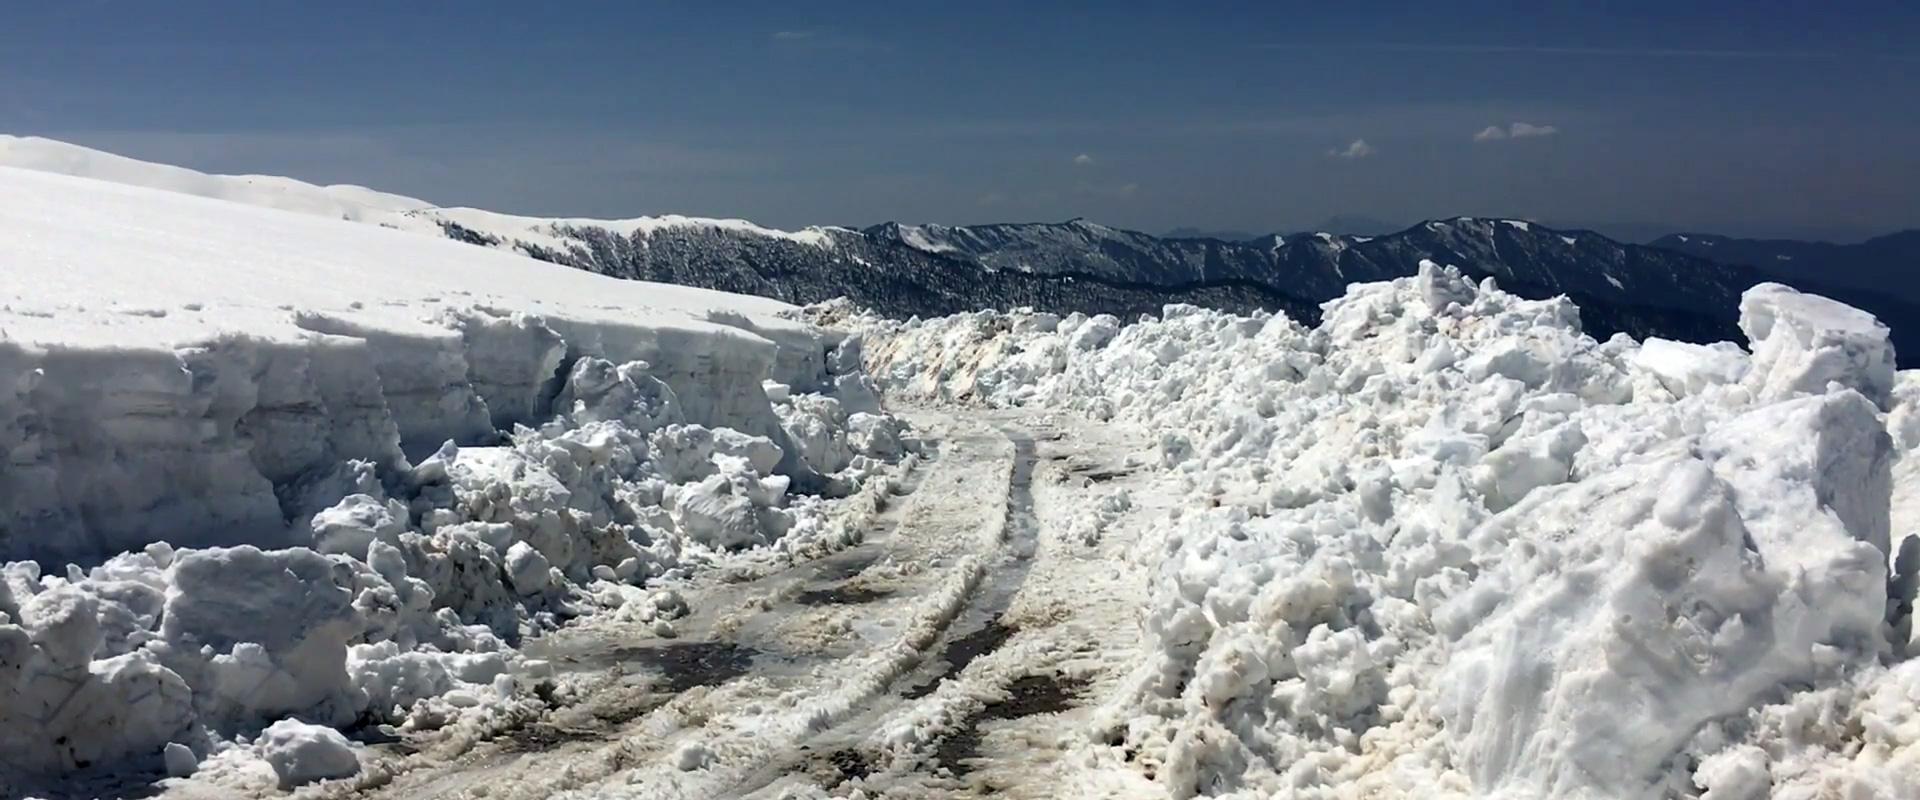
[4,1,1918,239]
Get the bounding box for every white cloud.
[1475,122,1559,142]
[771,30,815,40]
[1073,153,1095,166]
[1327,139,1375,159]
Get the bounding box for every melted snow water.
[497,640,764,750]
[795,584,894,605]
[793,549,892,604]
[901,616,1017,699]
[605,640,759,693]
[812,549,883,582]
[935,673,1090,775]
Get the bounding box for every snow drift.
[0,164,909,787]
[835,266,1920,798]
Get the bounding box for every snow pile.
[0,165,911,787]
[0,376,901,781]
[839,265,1918,798]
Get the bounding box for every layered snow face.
[842,263,1918,798]
[0,165,912,784]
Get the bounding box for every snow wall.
[0,164,841,567]
[0,302,830,564]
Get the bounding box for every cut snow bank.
[0,164,911,788]
[0,163,825,564]
[833,262,1918,798]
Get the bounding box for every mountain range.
[485,216,1920,364]
[2,135,1913,366]
[1653,231,1920,306]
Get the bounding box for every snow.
[162,742,198,777]
[844,260,1919,797]
[0,162,914,788]
[256,718,359,788]
[0,163,828,563]
[0,135,837,254]
[431,206,838,251]
[0,135,430,222]
[1631,337,1750,398]
[1501,219,1532,231]
[10,135,1920,798]
[895,224,958,254]
[1740,282,1896,409]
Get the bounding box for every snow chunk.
[1416,259,1476,312]
[1740,282,1896,409]
[164,546,363,727]
[310,493,410,557]
[258,718,360,788]
[553,357,684,432]
[504,541,552,596]
[1630,338,1750,398]
[667,475,764,550]
[163,741,199,777]
[1694,745,1769,800]
[1701,389,1893,562]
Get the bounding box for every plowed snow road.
[158,406,1165,800]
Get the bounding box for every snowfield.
[836,265,1920,798]
[0,164,910,793]
[0,135,842,256]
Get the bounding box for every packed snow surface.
[0,164,910,790]
[841,264,1920,798]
